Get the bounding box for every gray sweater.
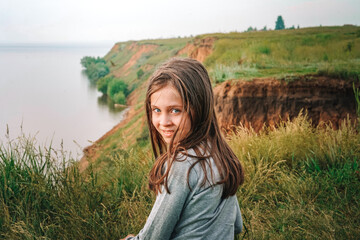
[127,149,243,240]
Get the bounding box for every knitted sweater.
[126,148,243,240]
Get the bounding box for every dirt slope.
[214,76,358,132]
[177,37,216,62]
[113,43,158,77]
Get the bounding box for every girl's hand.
[120,234,135,240]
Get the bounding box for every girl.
[122,58,244,240]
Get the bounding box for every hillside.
[80,25,360,170]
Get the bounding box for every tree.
[107,79,129,99]
[275,15,285,30]
[97,76,113,95]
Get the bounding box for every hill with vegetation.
[81,25,360,168]
[1,25,360,239]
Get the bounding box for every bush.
[107,79,128,99]
[106,79,131,104]
[257,45,271,55]
[137,69,144,79]
[81,56,106,68]
[113,91,126,104]
[97,76,113,95]
[81,56,109,82]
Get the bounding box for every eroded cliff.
[214,75,358,132]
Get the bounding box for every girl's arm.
[126,159,194,240]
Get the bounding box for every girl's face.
[150,84,191,144]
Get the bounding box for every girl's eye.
[171,109,180,114]
[153,108,160,113]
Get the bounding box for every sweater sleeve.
[234,198,243,234]
[126,159,194,240]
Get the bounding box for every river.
[0,44,126,159]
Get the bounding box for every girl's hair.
[145,57,244,199]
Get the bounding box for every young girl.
[122,58,244,240]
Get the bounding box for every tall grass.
[229,114,360,239]
[1,114,359,239]
[0,133,152,239]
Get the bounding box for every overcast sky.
[1,0,359,45]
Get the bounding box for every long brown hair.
[145,58,244,199]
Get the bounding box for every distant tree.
[275,15,285,30]
[288,25,295,30]
[247,26,254,32]
[262,26,267,31]
[297,25,300,29]
[81,56,109,82]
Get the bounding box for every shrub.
[97,76,113,95]
[137,69,144,79]
[257,45,271,55]
[113,91,126,104]
[81,56,109,82]
[106,79,131,104]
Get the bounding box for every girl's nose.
[159,113,171,126]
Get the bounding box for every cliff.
[214,76,358,132]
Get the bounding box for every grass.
[0,133,151,239]
[203,26,360,81]
[231,114,360,239]
[1,114,359,239]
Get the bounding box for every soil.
[213,75,358,132]
[177,37,216,62]
[113,43,158,77]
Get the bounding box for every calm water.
[0,44,127,158]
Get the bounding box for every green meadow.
[1,25,360,239]
[203,26,360,82]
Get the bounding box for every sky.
[0,0,359,46]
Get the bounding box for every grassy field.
[1,114,359,239]
[1,25,360,239]
[202,26,360,83]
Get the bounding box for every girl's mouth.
[161,130,174,137]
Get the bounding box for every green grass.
[229,114,360,239]
[1,114,359,239]
[0,132,153,239]
[203,26,360,81]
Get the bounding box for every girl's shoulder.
[173,146,219,186]
[174,147,209,172]
[172,148,199,173]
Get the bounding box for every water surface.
[0,44,125,158]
